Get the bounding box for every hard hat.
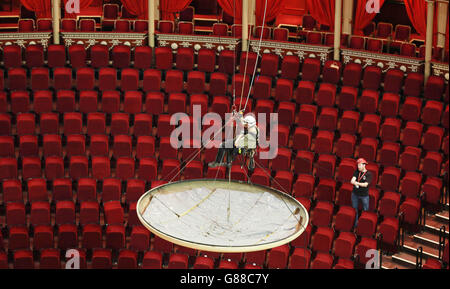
[357,158,368,165]
[244,115,256,127]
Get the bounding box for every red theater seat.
[316,179,336,203]
[359,89,379,114]
[187,71,206,95]
[294,151,315,175]
[336,134,356,159]
[134,46,152,69]
[298,104,317,129]
[316,154,336,178]
[33,225,54,250]
[57,224,78,250]
[379,191,401,219]
[112,45,131,68]
[77,178,97,202]
[400,146,421,172]
[338,86,358,110]
[312,201,334,227]
[176,47,194,71]
[339,110,360,134]
[260,53,279,77]
[295,80,315,104]
[399,198,421,226]
[121,68,139,91]
[80,202,100,225]
[422,177,443,205]
[316,83,336,107]
[424,76,444,100]
[43,134,62,157]
[363,65,382,90]
[360,114,380,138]
[402,121,423,147]
[334,232,356,259]
[197,49,216,72]
[422,152,443,177]
[8,68,27,92]
[14,250,34,269]
[356,211,378,238]
[422,100,444,126]
[400,96,422,121]
[165,70,184,94]
[3,45,22,68]
[301,58,321,82]
[366,38,383,52]
[322,60,342,84]
[193,256,215,269]
[378,217,399,247]
[293,127,312,151]
[267,245,290,269]
[130,226,151,252]
[350,36,366,49]
[275,78,293,101]
[289,248,311,269]
[92,249,112,269]
[92,156,111,180]
[209,72,228,96]
[336,158,357,183]
[142,251,163,269]
[378,142,400,167]
[155,47,173,70]
[314,131,334,154]
[380,118,401,142]
[379,93,400,117]
[312,227,334,253]
[404,73,424,97]
[281,55,300,80]
[293,174,315,198]
[136,136,156,159]
[399,171,422,198]
[334,206,356,232]
[240,51,257,75]
[90,45,109,68]
[342,63,362,87]
[422,126,444,151]
[168,253,189,269]
[218,49,237,75]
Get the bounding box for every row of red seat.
[0,151,444,203]
[0,247,265,269]
[0,199,413,270]
[1,85,447,126]
[0,45,448,101]
[0,43,447,87]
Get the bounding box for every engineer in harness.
[208,110,259,171]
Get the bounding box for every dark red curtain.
[121,0,148,19]
[64,0,95,18]
[218,0,242,23]
[403,0,427,39]
[353,0,386,35]
[160,0,193,20]
[255,0,286,26]
[20,0,52,18]
[306,0,335,30]
[218,0,286,25]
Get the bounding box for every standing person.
[351,158,372,228]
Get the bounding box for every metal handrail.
[416,246,423,269]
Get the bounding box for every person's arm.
[358,173,372,188]
[350,176,357,186]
